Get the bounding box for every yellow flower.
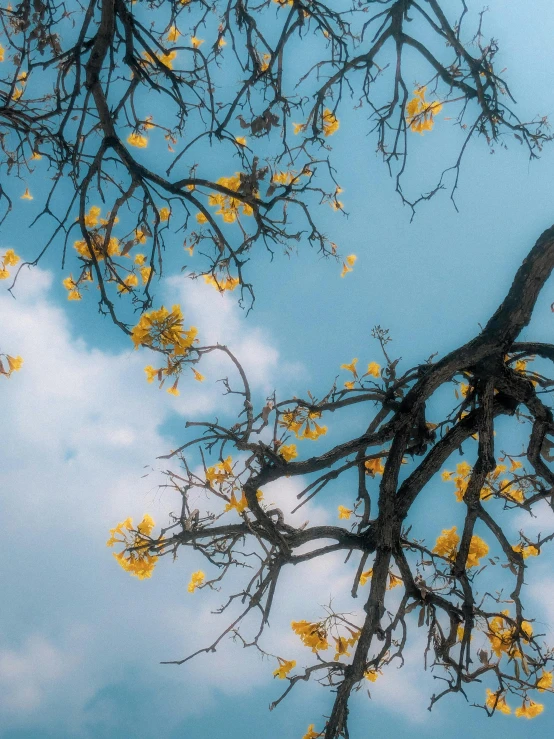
[84,205,101,227]
[206,456,234,485]
[485,689,511,715]
[144,365,158,383]
[340,358,358,376]
[0,268,10,280]
[218,37,227,48]
[196,212,208,224]
[235,136,247,146]
[302,725,321,739]
[192,368,205,382]
[364,457,385,476]
[388,572,403,589]
[322,108,339,136]
[359,569,373,586]
[405,87,443,134]
[334,636,351,661]
[108,515,157,579]
[537,670,553,692]
[140,266,152,284]
[344,380,355,390]
[117,273,139,292]
[7,355,23,372]
[432,526,460,560]
[134,253,147,266]
[0,44,4,62]
[187,570,205,593]
[338,505,352,520]
[21,188,33,200]
[159,207,171,222]
[441,470,453,481]
[127,132,148,148]
[466,535,489,568]
[224,491,248,514]
[167,382,180,396]
[273,659,296,679]
[279,444,298,462]
[191,36,204,48]
[515,699,544,719]
[3,249,20,266]
[293,122,306,135]
[291,621,329,653]
[364,669,379,682]
[167,25,180,42]
[366,362,380,378]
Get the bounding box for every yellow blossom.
[235,136,247,146]
[224,491,248,514]
[196,212,209,224]
[537,670,553,692]
[7,355,23,372]
[485,689,511,715]
[21,188,33,200]
[144,365,158,383]
[334,636,351,661]
[279,444,298,462]
[117,273,139,292]
[273,659,296,679]
[341,358,358,376]
[0,268,10,280]
[187,570,205,593]
[3,249,20,266]
[140,266,152,284]
[322,108,339,136]
[293,122,306,135]
[344,380,355,390]
[515,700,544,719]
[0,44,4,62]
[218,37,227,48]
[359,569,373,586]
[159,207,171,222]
[291,621,329,653]
[84,205,101,227]
[338,505,352,520]
[364,457,385,476]
[340,254,356,277]
[405,87,443,134]
[167,25,180,42]
[364,669,379,682]
[302,725,322,739]
[513,543,539,559]
[107,514,158,579]
[191,36,204,48]
[167,382,180,396]
[192,368,205,382]
[127,132,148,148]
[206,456,234,485]
[366,362,380,378]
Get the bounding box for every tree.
[1,1,554,737]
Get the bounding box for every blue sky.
[3,1,554,737]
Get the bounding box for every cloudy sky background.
[3,1,554,737]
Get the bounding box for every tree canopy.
[2,1,554,737]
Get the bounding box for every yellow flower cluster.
[107,514,158,579]
[291,621,329,653]
[364,456,385,476]
[0,353,24,378]
[206,456,234,486]
[432,526,489,568]
[203,270,240,293]
[515,699,544,719]
[338,505,352,520]
[198,173,254,225]
[273,658,296,679]
[127,131,149,148]
[132,305,198,395]
[224,490,248,514]
[512,542,539,559]
[0,248,20,280]
[486,611,533,660]
[442,459,525,505]
[322,108,339,136]
[302,725,322,739]
[340,358,381,388]
[188,570,205,593]
[485,689,511,715]
[279,408,328,441]
[340,254,357,278]
[279,443,298,462]
[405,87,443,134]
[359,568,402,590]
